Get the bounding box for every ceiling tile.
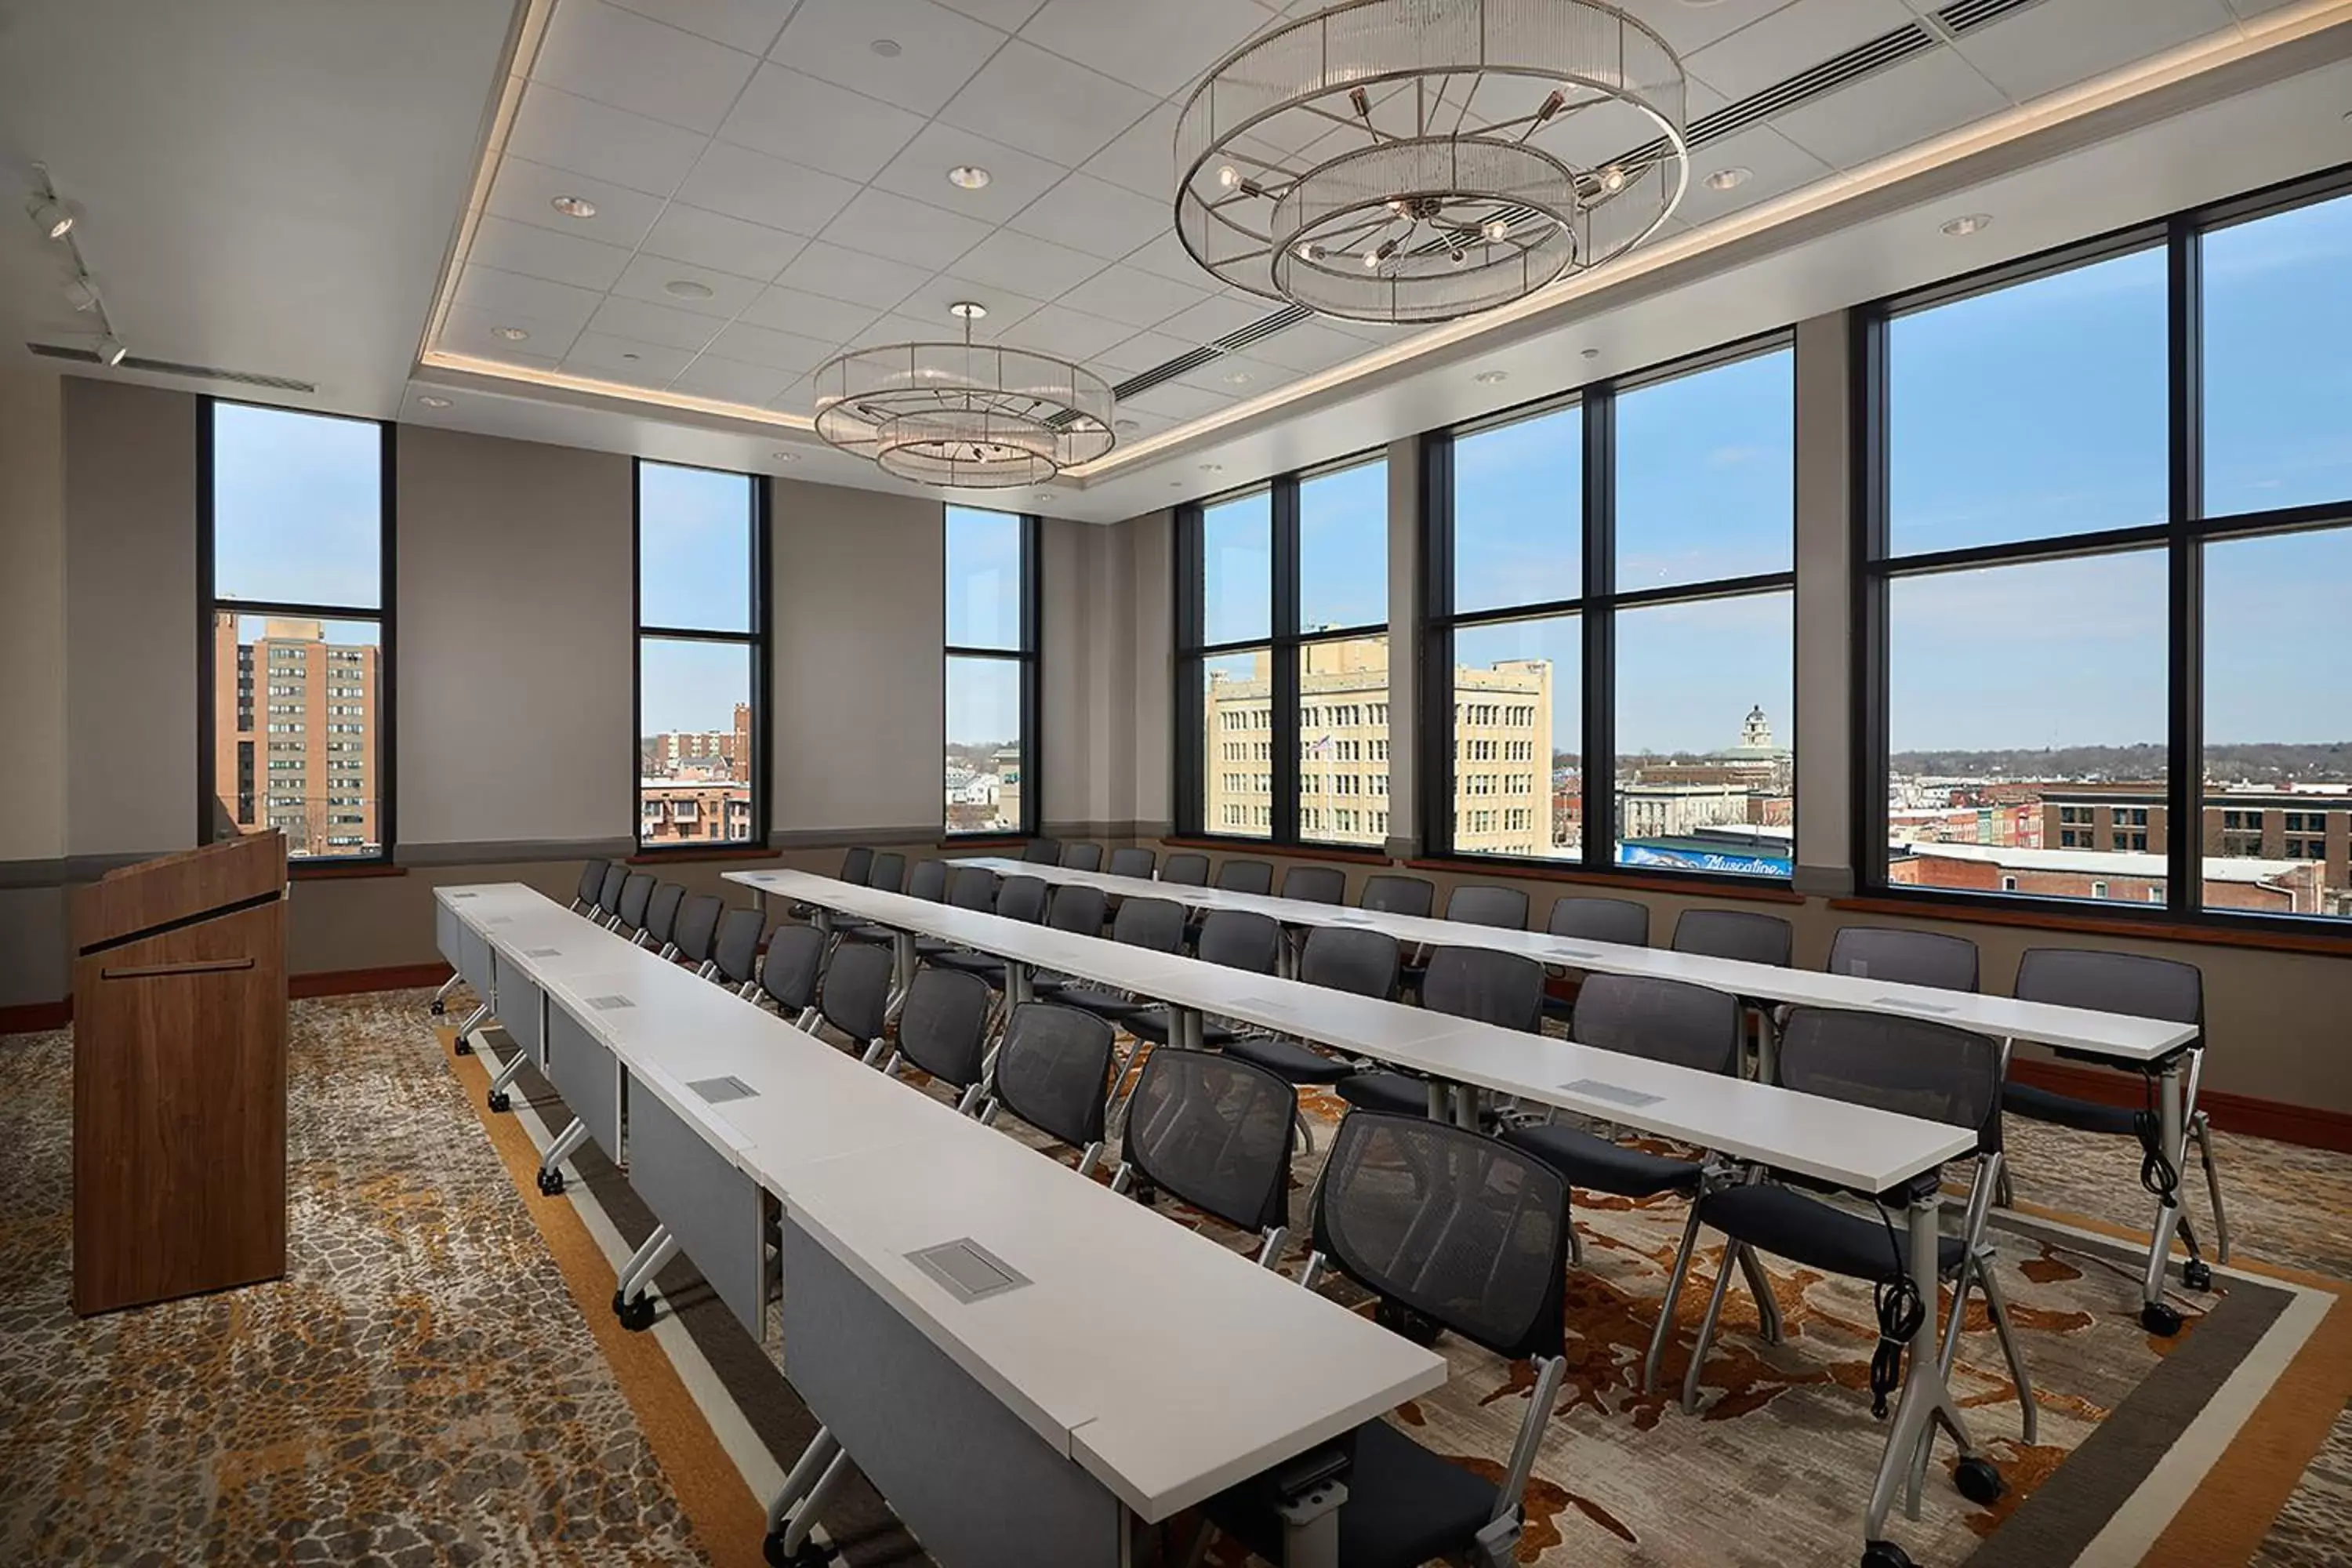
[777,238,935,309]
[485,157,667,249]
[1769,49,2009,169]
[938,38,1157,163]
[995,302,1131,361]
[1079,100,1180,198]
[612,253,768,318]
[717,63,930,181]
[586,294,728,350]
[642,201,810,281]
[1018,0,1275,96]
[607,0,796,54]
[893,272,1049,333]
[1156,289,1279,347]
[845,312,946,349]
[466,213,634,291]
[873,121,1073,224]
[1611,0,1809,58]
[1120,380,1236,420]
[441,303,584,362]
[505,83,708,197]
[670,352,803,403]
[532,0,763,134]
[951,227,1109,298]
[709,319,842,371]
[1172,350,1286,395]
[454,264,605,335]
[819,186,996,267]
[564,331,700,380]
[1240,318,1377,375]
[1093,328,1194,377]
[675,140,864,237]
[771,0,1004,113]
[1686,0,1918,103]
[738,284,884,341]
[1054,263,1210,328]
[933,0,1044,27]
[1953,0,2235,105]
[1008,171,1171,260]
[1121,228,1222,288]
[767,376,821,415]
[1675,123,1837,224]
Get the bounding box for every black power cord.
[1870,1203,1926,1421]
[2134,1069,2180,1209]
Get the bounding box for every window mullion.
[2166,216,2205,914]
[1581,384,1615,875]
[1272,474,1302,843]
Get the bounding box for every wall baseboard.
[3,963,456,1037]
[0,999,73,1034]
[2009,1057,2352,1153]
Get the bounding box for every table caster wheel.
[612,1290,627,1314]
[536,1168,564,1197]
[1374,1296,1444,1347]
[1861,1541,1915,1568]
[487,1091,510,1114]
[430,1000,446,1015]
[764,1530,834,1567]
[2183,1259,2213,1292]
[454,1038,474,1056]
[2140,1300,2183,1336]
[1954,1456,2005,1506]
[1128,1181,1156,1207]
[618,1295,657,1333]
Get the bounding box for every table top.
[949,857,2198,1062]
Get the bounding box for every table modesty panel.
[628,1083,770,1338]
[543,1000,624,1156]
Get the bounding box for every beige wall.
[0,366,67,863]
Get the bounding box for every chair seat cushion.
[1205,1417,1497,1568]
[927,949,1004,978]
[1218,1033,1352,1085]
[1697,1182,1964,1282]
[2002,1080,2140,1138]
[1335,1071,1432,1117]
[1121,1008,1236,1047]
[1053,986,1151,1022]
[839,922,895,946]
[1501,1123,1704,1198]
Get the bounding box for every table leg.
[1277,1478,1347,1568]
[1008,960,1034,1008]
[890,931,917,1012]
[1864,1187,1998,1559]
[2139,1057,2192,1334]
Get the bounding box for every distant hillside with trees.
[1889,742,2352,786]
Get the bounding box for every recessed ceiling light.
[550,194,598,219]
[949,299,988,319]
[620,351,641,361]
[869,38,902,56]
[26,194,71,240]
[1200,462,1222,472]
[495,325,529,341]
[1942,212,1993,237]
[1475,369,1508,385]
[1581,347,1600,360]
[771,450,797,462]
[1114,418,1140,434]
[418,395,452,408]
[1222,370,1250,385]
[1704,166,1751,191]
[664,278,715,299]
[946,165,991,191]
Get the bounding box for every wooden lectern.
[71,833,288,1316]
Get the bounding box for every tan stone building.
[209,611,379,858]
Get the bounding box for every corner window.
[636,462,764,849]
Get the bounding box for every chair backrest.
[1109,895,1188,953]
[1108,847,1157,880]
[671,894,723,964]
[894,967,994,1089]
[1279,865,1347,904]
[907,859,949,902]
[996,875,1051,924]
[759,924,826,1013]
[1160,851,1210,886]
[2015,947,2203,1032]
[1197,909,1282,975]
[1548,895,1650,947]
[1213,858,1273,895]
[838,846,874,886]
[1061,842,1103,872]
[615,872,655,931]
[642,882,686,947]
[946,866,1000,911]
[712,906,764,985]
[1828,926,1980,993]
[1315,1112,1570,1359]
[1570,973,1744,1076]
[1299,924,1400,999]
[1777,1007,2002,1159]
[1359,873,1435,917]
[575,858,611,906]
[1022,838,1063,865]
[991,1004,1116,1152]
[1445,882,1528,931]
[595,864,629,918]
[818,940,895,1044]
[866,851,906,893]
[1421,946,1544,1032]
[1045,884,1108,936]
[1123,1048,1295,1233]
[1671,908,1793,967]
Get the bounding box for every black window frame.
[1421,332,1798,888]
[1853,163,2352,936]
[942,506,1042,840]
[1174,452,1391,849]
[631,457,771,855]
[196,397,397,866]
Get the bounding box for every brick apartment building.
[643,702,752,783]
[209,611,379,858]
[2039,782,2350,912]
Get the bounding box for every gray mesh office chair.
[1050,896,1187,1023]
[788,846,869,920]
[1161,851,1211,886]
[1062,842,1103,872]
[1548,895,1650,946]
[1338,946,1544,1117]
[1827,927,1980,992]
[927,875,1047,985]
[983,1003,1120,1175]
[881,967,996,1112]
[909,867,1002,960]
[711,907,764,992]
[1359,873,1436,917]
[612,873,655,937]
[1214,858,1275,895]
[866,851,907,893]
[1503,973,1745,1389]
[592,865,630,927]
[1016,887,1109,996]
[816,940,895,1061]
[1671,908,1793,966]
[671,894,723,973]
[1108,847,1157,879]
[1022,839,1062,865]
[1218,926,1399,1087]
[906,859,949,901]
[1279,865,1347,904]
[570,858,612,913]
[1111,1047,1298,1266]
[1122,909,1281,1046]
[1194,1112,1572,1568]
[640,883,686,956]
[1679,1007,2034,1445]
[2001,948,2227,1271]
[1400,881,1528,995]
[757,923,827,1029]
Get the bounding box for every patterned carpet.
[3,990,2348,1568]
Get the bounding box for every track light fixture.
[96,334,127,367]
[62,274,100,312]
[27,192,72,240]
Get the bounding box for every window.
[636,461,764,849]
[945,506,1038,836]
[1179,457,1389,848]
[1862,175,2352,927]
[201,401,390,862]
[1428,340,1795,881]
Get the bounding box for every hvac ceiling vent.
[1938,0,2049,34]
[27,342,317,394]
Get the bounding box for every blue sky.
[946,506,1026,746]
[213,403,380,607]
[637,462,754,737]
